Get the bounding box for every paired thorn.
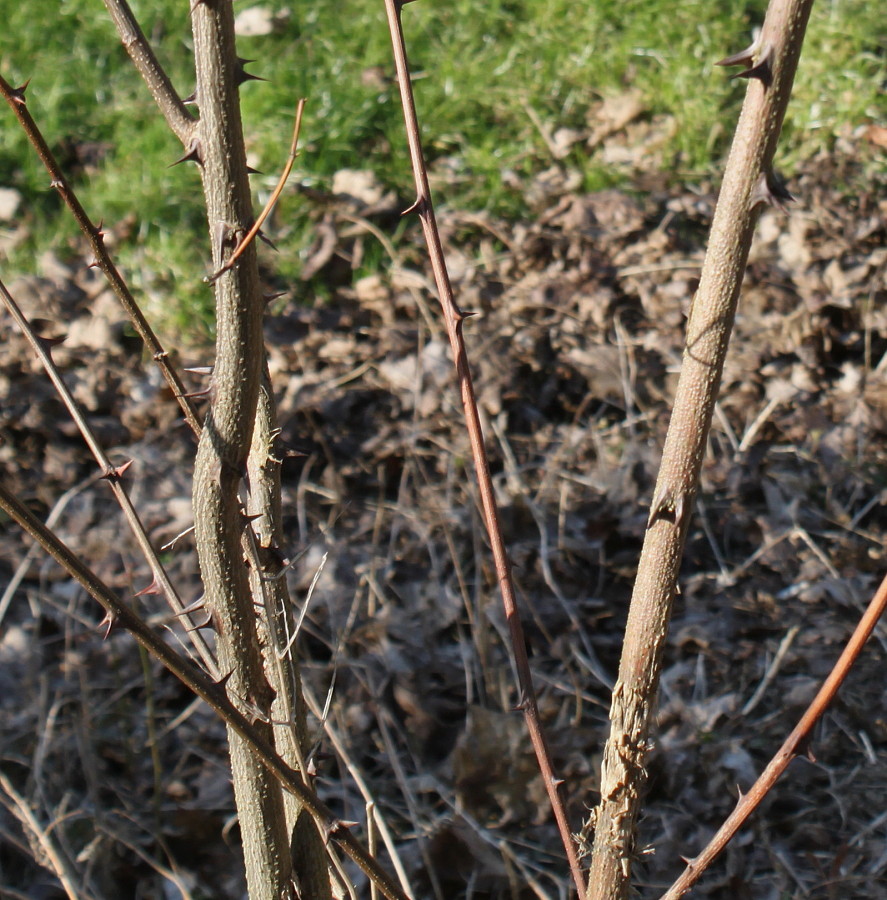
[257,229,277,251]
[717,35,773,87]
[182,386,212,399]
[716,32,762,69]
[174,596,206,618]
[733,46,774,87]
[184,608,214,631]
[235,57,267,88]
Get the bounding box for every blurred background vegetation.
[0,0,883,337]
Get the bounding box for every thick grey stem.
[189,2,292,896]
[585,2,814,898]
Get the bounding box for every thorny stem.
[186,0,298,893]
[660,572,887,899]
[0,276,218,677]
[585,2,814,897]
[0,482,412,900]
[100,3,328,893]
[0,72,202,437]
[382,2,586,896]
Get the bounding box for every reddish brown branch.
[660,572,887,899]
[382,2,585,895]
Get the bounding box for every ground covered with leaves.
[1,131,886,899]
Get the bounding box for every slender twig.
[660,572,887,899]
[0,276,218,677]
[585,3,816,896]
[0,472,102,630]
[205,99,306,283]
[0,771,98,900]
[382,2,585,895]
[302,682,416,899]
[101,0,196,145]
[0,72,202,438]
[0,482,412,900]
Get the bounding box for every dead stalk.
[585,2,815,897]
[382,1,586,895]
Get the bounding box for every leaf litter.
[0,135,885,898]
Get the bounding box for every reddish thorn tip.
[134,579,161,597]
[99,612,117,640]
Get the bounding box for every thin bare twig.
[206,99,306,283]
[0,472,102,630]
[382,2,585,895]
[0,771,98,900]
[0,482,412,900]
[660,572,887,899]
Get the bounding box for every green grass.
[1,0,883,334]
